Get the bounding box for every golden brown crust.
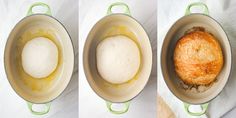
[174,31,223,85]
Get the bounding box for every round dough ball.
[96,35,140,84]
[174,31,223,85]
[22,37,58,78]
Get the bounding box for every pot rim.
[160,13,232,104]
[4,14,75,104]
[83,13,153,103]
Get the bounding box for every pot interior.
[83,14,152,102]
[4,15,74,103]
[161,14,231,104]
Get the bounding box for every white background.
[79,0,157,118]
[158,0,236,118]
[0,0,78,118]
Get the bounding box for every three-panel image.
[0,0,235,118]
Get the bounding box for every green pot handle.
[27,102,51,115]
[107,2,131,15]
[185,2,209,15]
[184,102,209,116]
[106,101,130,114]
[27,2,51,16]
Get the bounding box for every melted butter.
[15,28,62,92]
[99,25,143,87]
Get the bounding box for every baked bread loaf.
[174,31,223,85]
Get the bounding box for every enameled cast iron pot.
[161,2,231,116]
[83,2,152,114]
[4,2,74,115]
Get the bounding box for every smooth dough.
[96,35,140,84]
[174,31,223,85]
[21,37,58,78]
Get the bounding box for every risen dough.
[21,37,58,78]
[96,35,140,84]
[174,31,223,85]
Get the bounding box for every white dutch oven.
[161,2,231,116]
[4,2,74,115]
[83,2,152,114]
